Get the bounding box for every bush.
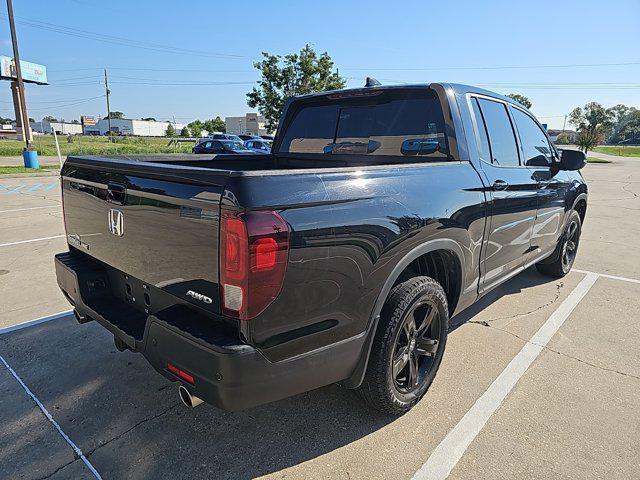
[555,132,570,145]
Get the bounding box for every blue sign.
[0,56,48,84]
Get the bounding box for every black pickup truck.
[55,83,587,414]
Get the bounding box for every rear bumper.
[55,250,364,411]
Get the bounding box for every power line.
[48,60,640,75]
[342,61,640,72]
[0,15,246,59]
[51,67,255,73]
[16,94,105,105]
[109,80,256,86]
[47,74,104,82]
[27,95,105,111]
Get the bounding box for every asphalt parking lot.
[1,153,639,479]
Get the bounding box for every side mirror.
[558,149,586,171]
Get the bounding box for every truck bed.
[67,151,452,179]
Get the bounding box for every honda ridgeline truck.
[55,83,587,414]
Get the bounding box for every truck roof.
[289,82,526,111]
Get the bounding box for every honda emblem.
[108,209,124,236]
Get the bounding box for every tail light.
[219,208,289,320]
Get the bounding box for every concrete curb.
[0,171,60,179]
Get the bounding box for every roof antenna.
[365,77,381,87]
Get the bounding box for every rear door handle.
[107,182,126,205]
[492,179,509,191]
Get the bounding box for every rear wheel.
[536,210,582,278]
[357,276,448,415]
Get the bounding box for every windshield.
[278,90,448,159]
[222,141,249,151]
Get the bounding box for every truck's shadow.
[0,267,555,480]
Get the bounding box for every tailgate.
[61,156,230,314]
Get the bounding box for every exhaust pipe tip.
[178,385,203,408]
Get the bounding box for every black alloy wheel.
[356,276,449,415]
[561,218,580,271]
[536,209,582,278]
[392,298,441,395]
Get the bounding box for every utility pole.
[104,68,112,139]
[562,114,567,133]
[6,0,32,147]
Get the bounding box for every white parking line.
[0,234,65,248]
[412,272,599,480]
[573,268,640,285]
[0,354,102,479]
[0,310,73,335]
[0,205,60,213]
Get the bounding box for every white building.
[225,113,269,136]
[83,118,185,136]
[31,119,83,135]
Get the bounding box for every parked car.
[260,134,274,141]
[192,139,254,155]
[237,134,263,141]
[55,83,587,414]
[208,133,244,142]
[244,139,272,153]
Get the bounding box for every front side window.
[278,90,448,160]
[511,108,553,167]
[477,98,520,167]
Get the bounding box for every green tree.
[108,111,124,119]
[507,93,532,109]
[247,44,346,130]
[606,105,640,143]
[576,129,598,153]
[619,110,640,141]
[43,115,58,122]
[213,116,226,132]
[180,126,191,137]
[204,116,226,134]
[165,123,176,137]
[569,102,612,152]
[555,132,570,145]
[141,117,156,121]
[188,120,204,137]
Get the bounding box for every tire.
[536,210,582,278]
[356,276,449,415]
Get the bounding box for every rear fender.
[342,238,465,389]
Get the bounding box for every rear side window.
[279,104,339,154]
[511,108,553,167]
[471,98,491,164]
[477,98,520,167]
[278,91,448,160]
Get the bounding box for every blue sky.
[1,0,639,129]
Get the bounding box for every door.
[510,106,571,260]
[471,97,540,292]
[208,141,224,154]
